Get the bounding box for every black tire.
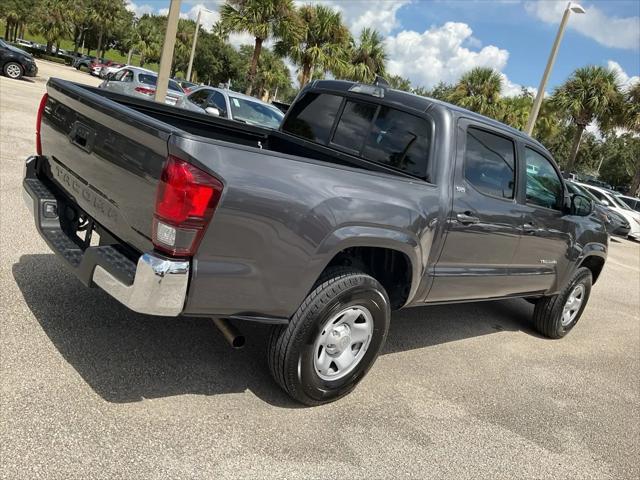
[533,267,592,339]
[3,62,23,80]
[268,268,390,406]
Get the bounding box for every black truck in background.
[23,78,607,405]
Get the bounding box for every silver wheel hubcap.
[313,305,373,381]
[562,284,585,327]
[6,64,21,78]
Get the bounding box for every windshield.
[138,74,184,93]
[228,96,284,129]
[605,192,631,210]
[570,183,601,204]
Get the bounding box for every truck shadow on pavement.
[13,254,539,408]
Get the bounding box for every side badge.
[455,186,466,193]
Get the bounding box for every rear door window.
[282,93,343,143]
[464,127,515,199]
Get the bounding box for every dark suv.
[0,38,37,80]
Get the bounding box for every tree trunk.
[300,63,311,87]
[46,41,53,55]
[139,54,145,68]
[73,26,81,54]
[96,29,103,59]
[6,21,12,43]
[630,165,640,197]
[246,37,263,96]
[127,48,133,65]
[55,41,60,55]
[565,124,585,173]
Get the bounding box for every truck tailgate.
[40,79,173,253]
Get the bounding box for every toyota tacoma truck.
[23,78,607,405]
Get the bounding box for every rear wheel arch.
[317,245,415,310]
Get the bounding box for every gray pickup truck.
[23,78,607,405]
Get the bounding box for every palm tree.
[31,0,72,54]
[275,4,350,88]
[347,28,387,83]
[499,93,533,131]
[221,0,299,95]
[387,75,413,92]
[551,65,622,173]
[620,82,640,194]
[135,14,162,67]
[448,67,503,117]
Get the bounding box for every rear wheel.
[268,268,390,406]
[532,267,592,339]
[3,62,23,79]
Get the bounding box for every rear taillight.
[135,86,156,95]
[36,93,48,155]
[152,156,224,256]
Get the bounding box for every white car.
[15,39,33,48]
[576,182,640,240]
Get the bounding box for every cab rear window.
[282,92,431,179]
[282,93,342,143]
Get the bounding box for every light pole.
[155,0,182,104]
[186,8,213,82]
[525,1,585,136]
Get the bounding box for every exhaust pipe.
[212,318,245,349]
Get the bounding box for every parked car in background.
[15,39,34,48]
[567,181,630,237]
[0,38,37,80]
[74,55,99,70]
[616,194,640,213]
[99,66,185,106]
[576,182,640,240]
[99,63,125,79]
[174,79,198,94]
[176,86,284,129]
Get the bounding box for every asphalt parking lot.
[1,61,639,479]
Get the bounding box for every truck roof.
[309,79,549,154]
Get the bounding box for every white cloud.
[607,60,640,91]
[499,73,537,97]
[525,0,640,50]
[385,22,509,88]
[125,1,154,17]
[183,4,221,32]
[324,0,411,36]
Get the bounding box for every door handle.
[523,221,537,234]
[456,212,480,225]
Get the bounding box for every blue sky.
[126,0,640,94]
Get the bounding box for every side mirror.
[600,199,610,206]
[571,193,593,216]
[205,106,220,116]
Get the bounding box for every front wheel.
[3,62,23,79]
[268,268,390,406]
[532,267,592,338]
